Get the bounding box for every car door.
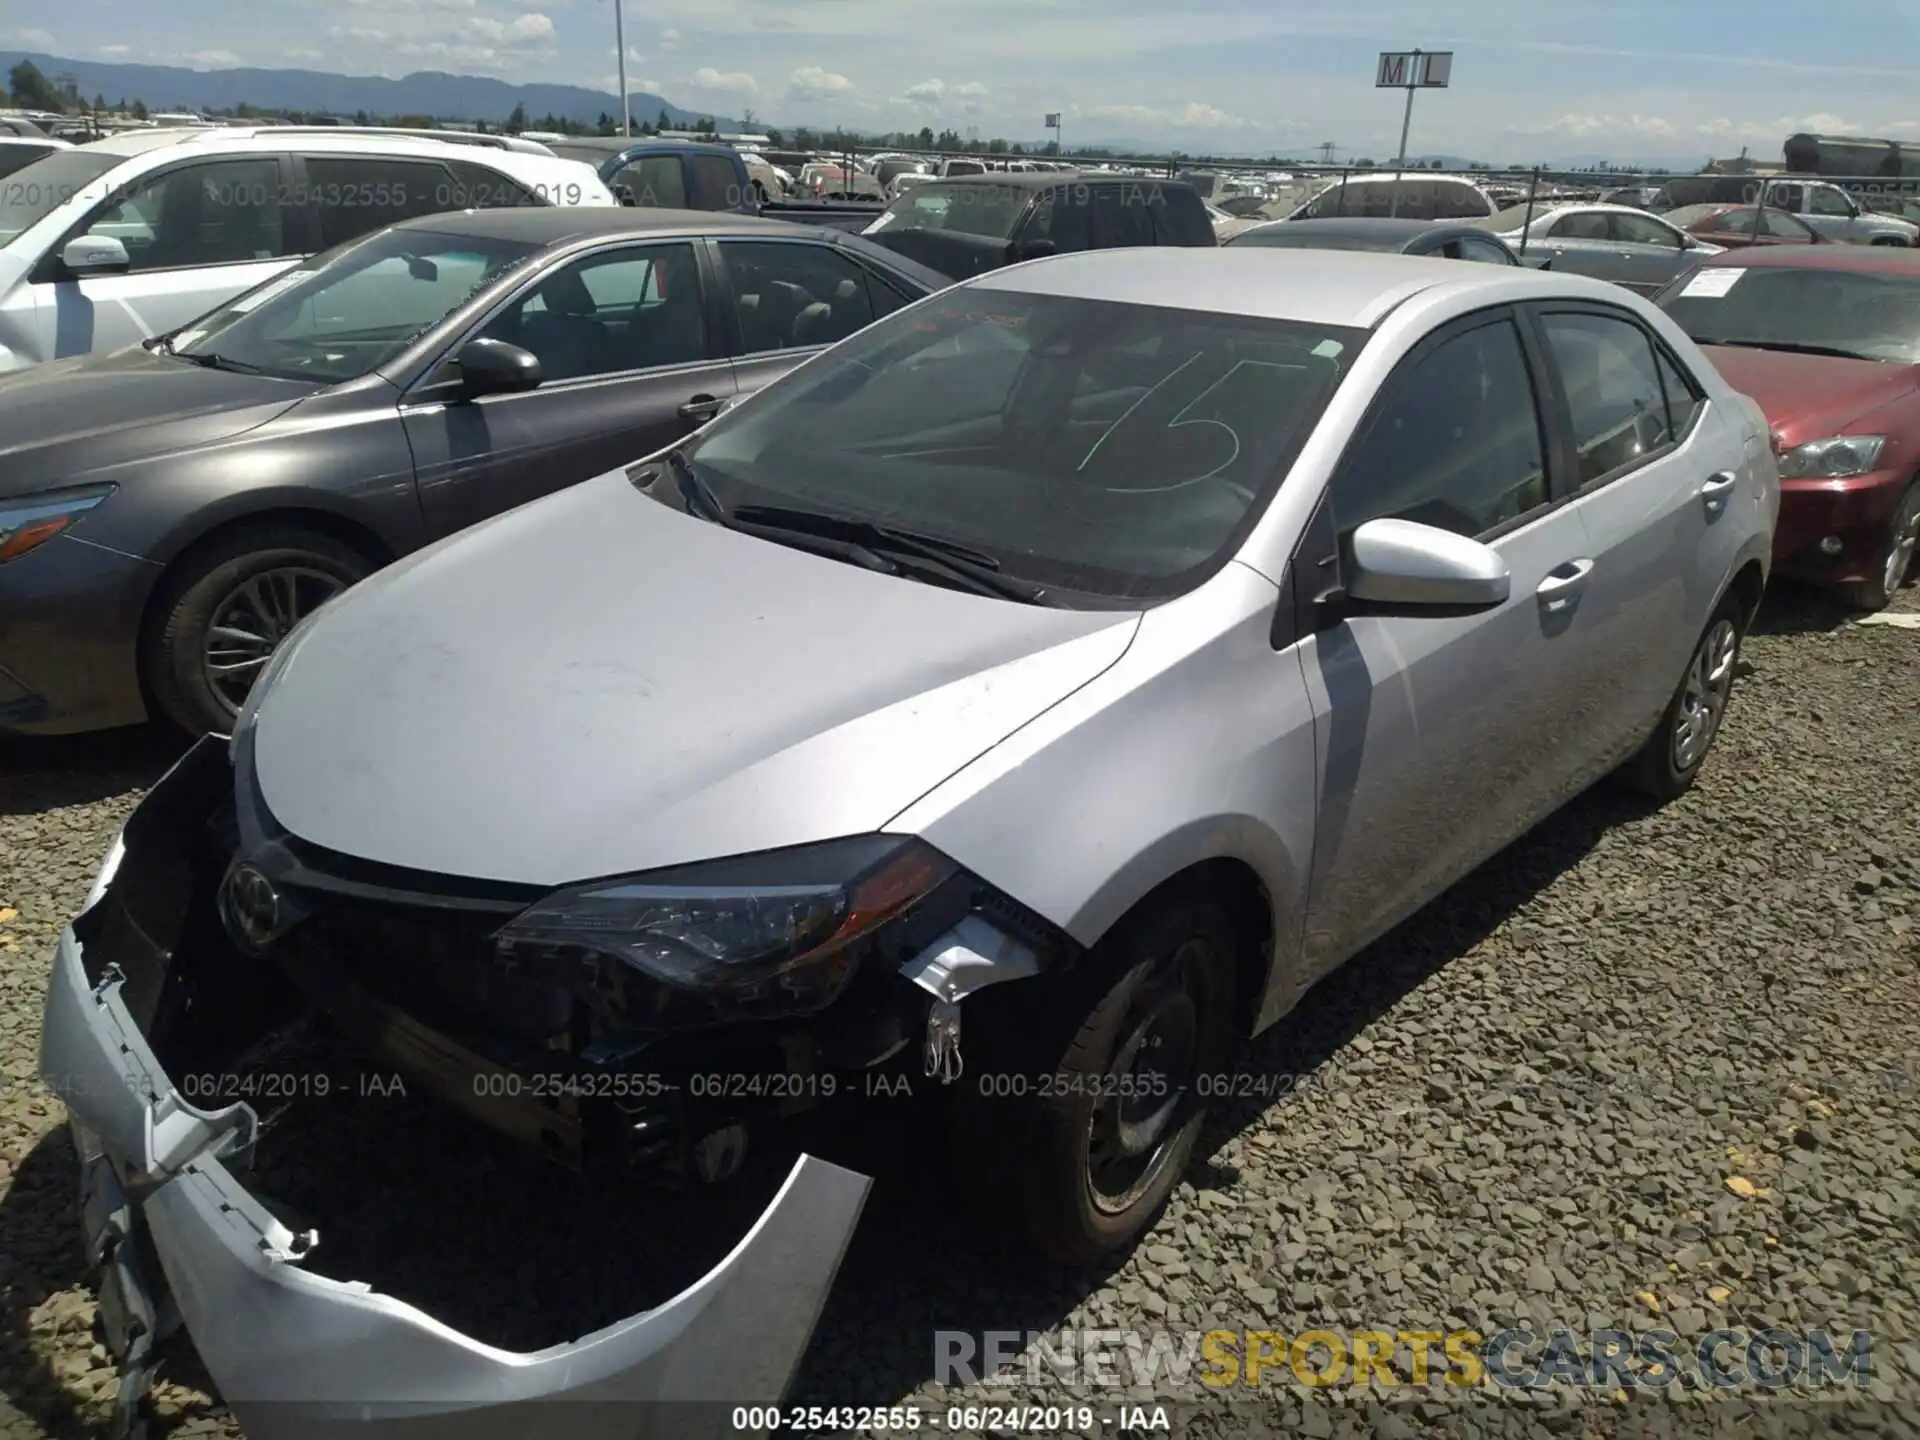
[1522,303,1731,766]
[1805,183,1864,241]
[1608,210,1693,293]
[28,154,300,360]
[401,238,735,539]
[1290,308,1600,975]
[711,236,900,401]
[1539,209,1633,284]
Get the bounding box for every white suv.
[0,127,616,372]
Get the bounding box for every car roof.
[973,247,1534,327]
[918,170,1181,190]
[550,136,737,157]
[1695,244,1920,273]
[392,204,883,245]
[1252,217,1481,241]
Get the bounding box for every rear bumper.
[0,532,158,734]
[1773,468,1912,582]
[39,737,870,1438]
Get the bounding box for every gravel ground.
[1,580,1916,1440]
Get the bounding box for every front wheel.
[1838,479,1920,612]
[949,897,1237,1263]
[143,526,373,736]
[1618,591,1749,802]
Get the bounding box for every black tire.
[1619,589,1750,802]
[948,895,1238,1264]
[1837,479,1920,612]
[143,526,373,736]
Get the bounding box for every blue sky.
[4,0,1916,160]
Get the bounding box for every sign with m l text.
[1376,51,1453,88]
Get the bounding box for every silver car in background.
[42,249,1776,1435]
[1478,201,1722,294]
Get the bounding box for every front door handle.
[1535,558,1595,613]
[678,393,725,421]
[1700,471,1738,519]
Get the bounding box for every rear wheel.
[143,526,373,736]
[1838,479,1920,612]
[1619,590,1749,801]
[949,895,1237,1263]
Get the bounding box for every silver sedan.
[1480,201,1723,293]
[43,248,1778,1436]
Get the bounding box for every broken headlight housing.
[493,835,957,1026]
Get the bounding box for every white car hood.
[247,472,1138,885]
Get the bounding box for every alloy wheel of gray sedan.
[203,565,350,716]
[1671,617,1739,773]
[1085,944,1205,1215]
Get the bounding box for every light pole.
[613,0,630,135]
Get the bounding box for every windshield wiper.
[728,504,1048,602]
[166,348,270,375]
[659,448,729,521]
[1694,338,1882,362]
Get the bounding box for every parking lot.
[2,575,1915,1438]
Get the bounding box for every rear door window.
[1090,185,1157,247]
[719,239,882,352]
[611,154,686,208]
[685,154,744,210]
[452,161,543,207]
[305,156,461,249]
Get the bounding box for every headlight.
[1780,435,1887,479]
[0,485,115,564]
[494,835,958,1024]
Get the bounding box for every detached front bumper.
[39,738,871,1439]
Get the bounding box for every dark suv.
[859,171,1215,280]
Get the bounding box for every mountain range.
[2,51,1715,169]
[0,50,735,130]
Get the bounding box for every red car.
[1664,203,1830,249]
[1655,247,1920,608]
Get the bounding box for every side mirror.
[453,337,542,400]
[60,234,131,276]
[1344,518,1510,613]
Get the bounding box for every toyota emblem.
[221,862,282,950]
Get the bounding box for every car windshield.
[1660,265,1920,364]
[0,149,120,247]
[674,286,1365,600]
[865,182,1031,240]
[168,227,540,383]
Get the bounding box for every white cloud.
[893,78,990,112]
[787,65,853,103]
[3,26,55,48]
[181,49,243,67]
[609,44,646,63]
[658,27,685,50]
[328,25,390,43]
[1523,113,1680,140]
[685,66,757,96]
[464,12,555,45]
[97,43,130,56]
[1079,101,1256,131]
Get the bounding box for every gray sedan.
[43,248,1776,1435]
[1479,201,1723,294]
[0,207,948,736]
[1226,216,1534,264]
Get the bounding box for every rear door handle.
[678,393,725,421]
[1535,558,1595,613]
[1700,471,1738,519]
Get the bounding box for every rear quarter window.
[1151,187,1216,245]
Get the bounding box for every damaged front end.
[40,736,873,1439]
